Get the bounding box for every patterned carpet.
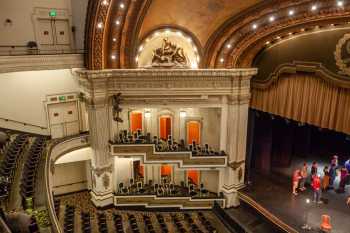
[54,191,229,233]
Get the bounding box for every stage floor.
[241,173,350,233]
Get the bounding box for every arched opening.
[186,120,201,145]
[187,170,199,186]
[159,115,172,140]
[130,111,143,133]
[160,165,172,183]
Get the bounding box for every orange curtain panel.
[187,170,199,185]
[130,112,142,133]
[161,165,172,177]
[187,121,200,145]
[159,116,171,140]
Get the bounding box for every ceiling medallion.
[335,33,350,76]
[151,38,189,68]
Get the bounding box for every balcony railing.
[0,47,85,56]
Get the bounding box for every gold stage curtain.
[251,73,350,135]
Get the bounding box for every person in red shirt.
[312,174,322,204]
[292,169,302,195]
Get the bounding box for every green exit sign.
[59,96,66,101]
[49,10,57,17]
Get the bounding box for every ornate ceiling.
[139,0,262,46]
[85,0,350,71]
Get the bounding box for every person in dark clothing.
[329,163,337,189]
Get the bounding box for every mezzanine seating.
[128,214,140,233]
[113,213,124,233]
[54,199,60,218]
[0,134,28,199]
[171,214,187,233]
[198,212,217,233]
[143,214,156,233]
[81,212,91,233]
[97,212,108,233]
[64,205,75,233]
[20,137,46,203]
[156,214,169,233]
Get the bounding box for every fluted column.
[221,77,251,208]
[87,100,114,207]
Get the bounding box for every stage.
[239,173,350,233]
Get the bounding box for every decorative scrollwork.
[335,33,350,76]
[151,38,188,68]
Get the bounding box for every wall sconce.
[4,19,12,27]
[180,111,187,118]
[145,111,151,118]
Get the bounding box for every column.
[87,101,114,207]
[220,96,228,151]
[221,95,250,208]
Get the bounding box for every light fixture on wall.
[4,19,12,27]
[180,111,187,118]
[145,111,151,118]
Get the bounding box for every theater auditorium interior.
[0,0,350,233]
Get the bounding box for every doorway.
[48,101,80,139]
[130,112,143,133]
[186,121,201,145]
[159,116,172,140]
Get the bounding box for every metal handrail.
[0,117,47,130]
[0,48,86,56]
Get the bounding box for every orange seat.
[320,215,332,232]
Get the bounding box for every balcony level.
[109,143,227,168]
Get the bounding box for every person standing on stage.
[331,155,339,168]
[347,196,350,206]
[345,157,350,173]
[311,161,318,182]
[329,163,337,189]
[312,174,322,204]
[299,163,308,191]
[292,169,302,196]
[322,166,330,191]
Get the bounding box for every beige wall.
[53,160,88,195]
[0,69,80,134]
[0,0,86,49]
[200,170,219,193]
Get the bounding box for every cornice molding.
[0,54,84,73]
[75,68,257,106]
[252,61,350,89]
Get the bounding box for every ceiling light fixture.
[269,16,275,22]
[102,0,108,6]
[311,5,318,11]
[220,58,224,63]
[112,38,116,42]
[337,1,344,7]
[252,24,258,29]
[289,10,295,16]
[115,20,120,25]
[111,55,116,60]
[226,44,232,49]
[97,22,103,29]
[119,3,125,9]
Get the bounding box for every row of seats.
[97,212,108,233]
[128,214,140,233]
[20,137,46,202]
[172,214,187,233]
[118,179,211,198]
[54,199,60,218]
[113,213,124,233]
[63,205,75,233]
[198,212,217,233]
[115,130,226,157]
[143,214,155,233]
[81,212,91,233]
[0,134,28,199]
[156,214,169,233]
[184,212,203,233]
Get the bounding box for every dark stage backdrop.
[249,109,350,175]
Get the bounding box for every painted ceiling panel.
[140,0,262,46]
